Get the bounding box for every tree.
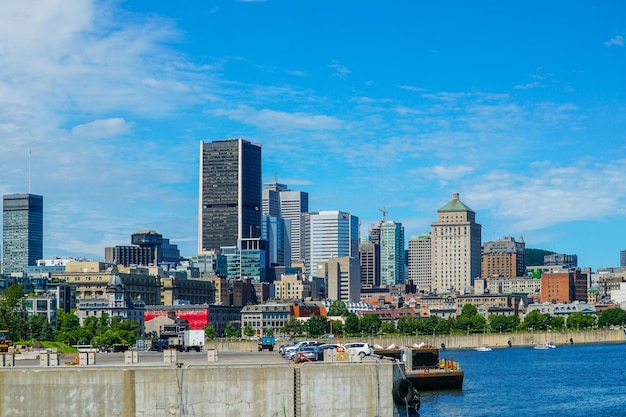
[380,321,396,334]
[550,316,565,330]
[598,308,626,328]
[224,323,239,339]
[522,310,551,331]
[460,303,478,316]
[243,325,255,338]
[280,317,302,337]
[344,314,360,335]
[264,327,274,336]
[359,314,382,335]
[306,315,328,337]
[328,300,349,317]
[397,316,419,335]
[203,324,217,340]
[0,284,25,341]
[566,312,595,330]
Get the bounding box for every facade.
[544,253,578,268]
[481,236,526,278]
[52,262,161,305]
[431,193,482,294]
[274,272,313,300]
[218,238,269,283]
[261,182,286,218]
[75,274,146,330]
[303,210,359,277]
[317,257,361,303]
[279,189,309,263]
[24,296,58,329]
[198,139,262,253]
[105,230,180,267]
[262,215,290,267]
[408,233,431,290]
[359,240,380,288]
[621,250,626,267]
[240,302,291,337]
[2,194,43,274]
[474,277,541,300]
[379,221,405,286]
[160,276,216,305]
[540,269,588,304]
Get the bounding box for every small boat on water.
[374,345,463,391]
[474,345,492,352]
[533,341,556,350]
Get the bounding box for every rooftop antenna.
[28,149,32,194]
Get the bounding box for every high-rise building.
[261,215,291,267]
[379,221,405,286]
[482,235,526,278]
[408,232,431,290]
[316,257,361,303]
[279,189,308,263]
[620,250,626,267]
[105,230,181,267]
[544,253,578,268]
[302,210,359,277]
[198,139,262,253]
[2,194,43,274]
[431,193,482,294]
[359,240,380,288]
[262,182,287,218]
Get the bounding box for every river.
[418,342,626,417]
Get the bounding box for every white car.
[343,342,372,358]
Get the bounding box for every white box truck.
[182,330,205,352]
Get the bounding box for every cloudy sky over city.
[1,0,626,269]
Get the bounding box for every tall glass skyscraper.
[379,221,405,286]
[198,139,262,253]
[2,193,43,274]
[302,210,359,277]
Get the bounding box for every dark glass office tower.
[2,194,43,274]
[199,139,262,252]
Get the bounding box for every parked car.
[292,345,325,362]
[343,342,372,358]
[281,340,320,357]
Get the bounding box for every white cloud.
[514,81,542,90]
[71,118,133,139]
[328,60,350,79]
[604,35,624,47]
[214,105,344,131]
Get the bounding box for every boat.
[474,345,492,352]
[533,341,556,350]
[374,345,464,391]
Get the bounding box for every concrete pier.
[0,360,403,417]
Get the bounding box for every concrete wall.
[207,329,625,352]
[0,362,399,417]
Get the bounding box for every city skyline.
[1,1,626,269]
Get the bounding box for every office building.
[198,139,262,253]
[105,230,180,267]
[379,221,405,286]
[316,257,361,303]
[2,194,43,274]
[262,182,309,264]
[359,240,380,288]
[482,235,526,278]
[262,215,290,267]
[544,253,578,268]
[408,232,432,290]
[302,210,359,276]
[431,193,482,294]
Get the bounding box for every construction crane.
[379,207,388,221]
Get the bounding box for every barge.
[374,345,464,391]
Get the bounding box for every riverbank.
[206,328,626,352]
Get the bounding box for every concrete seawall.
[207,329,626,352]
[0,360,402,417]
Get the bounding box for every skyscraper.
[278,189,308,262]
[408,232,431,290]
[2,193,43,274]
[302,210,359,277]
[379,221,405,286]
[481,235,525,278]
[198,139,262,253]
[431,193,481,294]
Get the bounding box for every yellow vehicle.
[0,330,12,352]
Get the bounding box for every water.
[417,342,626,417]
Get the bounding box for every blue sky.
[1,0,626,270]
